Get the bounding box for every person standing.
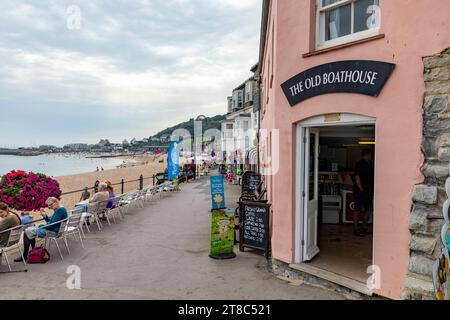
[352,149,375,236]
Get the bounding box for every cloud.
[0,0,262,146]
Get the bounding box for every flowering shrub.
[0,170,62,211]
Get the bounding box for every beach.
[57,154,167,211]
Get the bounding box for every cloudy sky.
[0,0,261,147]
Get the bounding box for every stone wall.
[403,48,450,300]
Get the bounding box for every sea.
[0,154,131,177]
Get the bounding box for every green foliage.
[152,114,226,140]
[126,114,225,151]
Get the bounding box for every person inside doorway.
[352,149,374,237]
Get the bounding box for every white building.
[221,64,259,167]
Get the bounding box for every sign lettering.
[281,60,395,106]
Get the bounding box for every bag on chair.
[27,246,50,264]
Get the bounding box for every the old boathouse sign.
[281,60,395,106]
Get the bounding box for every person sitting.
[0,202,21,247]
[105,181,116,209]
[89,182,110,220]
[20,212,33,229]
[15,197,68,262]
[80,187,91,201]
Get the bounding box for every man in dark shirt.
[80,187,91,201]
[353,149,374,236]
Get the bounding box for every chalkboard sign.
[242,172,261,193]
[239,201,270,256]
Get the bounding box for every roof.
[232,75,256,92]
[250,63,259,73]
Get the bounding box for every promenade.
[0,176,343,300]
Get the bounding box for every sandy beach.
[57,154,167,211]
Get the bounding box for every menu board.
[239,201,270,255]
[242,172,261,193]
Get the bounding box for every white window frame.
[315,0,380,50]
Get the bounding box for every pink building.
[257,0,450,299]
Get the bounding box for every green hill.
[151,114,226,141]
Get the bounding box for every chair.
[104,196,123,224]
[136,190,146,209]
[71,207,87,238]
[116,194,130,217]
[119,191,136,213]
[145,186,159,203]
[65,211,85,248]
[0,225,26,271]
[128,190,143,210]
[42,218,69,261]
[113,195,125,220]
[87,202,103,231]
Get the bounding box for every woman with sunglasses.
[14,197,68,262]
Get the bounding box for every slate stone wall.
[403,48,450,300]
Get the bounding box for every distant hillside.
[151,114,226,140]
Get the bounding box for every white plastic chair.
[0,225,26,271]
[87,202,103,231]
[71,207,87,238]
[65,211,85,248]
[104,196,123,224]
[43,218,70,261]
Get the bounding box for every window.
[238,91,243,108]
[243,121,249,132]
[316,0,380,49]
[226,124,233,130]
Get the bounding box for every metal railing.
[60,170,198,197]
[61,174,162,197]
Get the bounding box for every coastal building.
[38,145,58,152]
[63,143,90,152]
[221,64,260,170]
[257,0,450,299]
[160,134,171,143]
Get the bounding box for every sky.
[0,0,262,148]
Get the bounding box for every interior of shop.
[308,124,375,283]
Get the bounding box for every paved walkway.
[0,177,344,300]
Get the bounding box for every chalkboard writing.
[242,172,261,193]
[240,201,270,255]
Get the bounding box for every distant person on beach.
[105,181,116,209]
[0,203,21,247]
[80,187,91,202]
[96,167,99,172]
[101,167,104,171]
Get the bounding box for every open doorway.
[296,116,375,284]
